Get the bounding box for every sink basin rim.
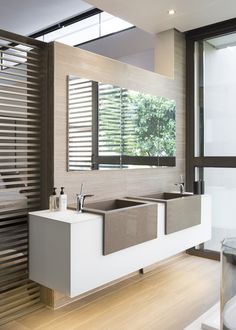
[83,198,153,214]
[127,192,193,203]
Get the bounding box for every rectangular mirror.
[68,75,176,170]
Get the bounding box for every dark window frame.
[186,17,236,259]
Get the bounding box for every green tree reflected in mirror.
[68,76,176,171]
[128,92,175,157]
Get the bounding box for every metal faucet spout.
[76,184,93,212]
[76,194,93,213]
[175,182,184,194]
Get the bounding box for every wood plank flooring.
[0,254,220,330]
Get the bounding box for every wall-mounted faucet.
[76,184,93,213]
[175,174,184,194]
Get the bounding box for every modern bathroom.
[1,1,236,329]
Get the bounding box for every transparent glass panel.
[37,15,99,45]
[204,167,236,252]
[204,33,236,156]
[35,12,133,46]
[100,12,133,36]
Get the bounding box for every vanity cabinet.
[29,195,211,298]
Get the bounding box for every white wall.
[118,49,154,71]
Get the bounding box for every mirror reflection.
[68,76,176,170]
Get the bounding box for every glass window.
[36,11,133,47]
[100,12,133,36]
[203,34,236,156]
[203,167,236,252]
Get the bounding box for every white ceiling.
[0,0,93,36]
[84,0,236,33]
[1,0,236,39]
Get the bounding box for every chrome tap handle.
[175,183,184,194]
[76,193,94,213]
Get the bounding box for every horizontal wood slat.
[0,282,36,299]
[0,48,39,62]
[0,69,40,82]
[0,89,40,98]
[0,55,40,68]
[0,82,39,92]
[0,110,40,118]
[0,102,40,110]
[0,32,40,47]
[0,75,39,86]
[0,290,39,312]
[0,95,40,104]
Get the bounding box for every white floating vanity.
[29,194,211,299]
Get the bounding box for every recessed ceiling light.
[168,9,175,15]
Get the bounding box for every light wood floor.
[1,254,220,330]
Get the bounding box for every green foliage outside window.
[99,85,176,158]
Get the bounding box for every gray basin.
[128,193,201,235]
[84,198,157,255]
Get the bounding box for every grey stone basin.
[84,198,157,255]
[128,193,201,235]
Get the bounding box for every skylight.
[36,11,133,46]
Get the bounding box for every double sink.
[83,192,201,255]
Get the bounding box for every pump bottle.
[59,187,67,211]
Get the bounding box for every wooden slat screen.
[68,77,93,170]
[0,32,46,325]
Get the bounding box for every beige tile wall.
[52,30,186,203]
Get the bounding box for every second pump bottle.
[49,187,67,211]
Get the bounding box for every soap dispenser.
[59,187,67,211]
[49,187,58,211]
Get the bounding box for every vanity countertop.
[29,209,101,224]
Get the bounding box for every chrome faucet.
[76,184,93,213]
[175,175,184,194]
[175,182,184,194]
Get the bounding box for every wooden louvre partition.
[68,77,94,170]
[0,30,50,325]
